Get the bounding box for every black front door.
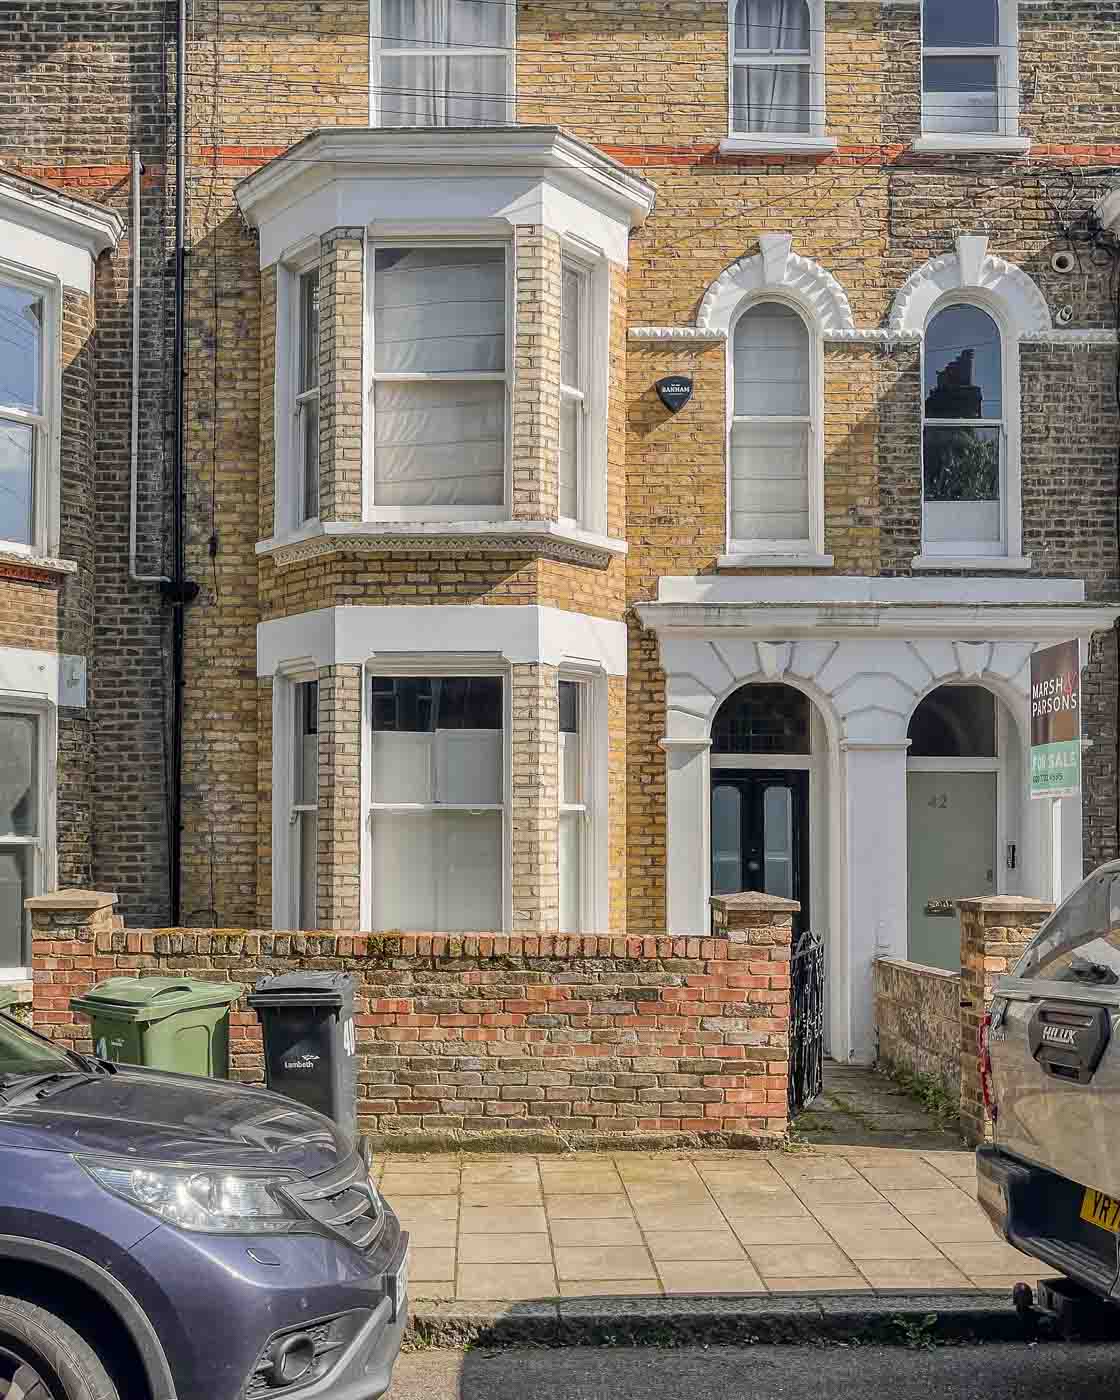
[711,771,809,932]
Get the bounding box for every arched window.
[730,300,816,554]
[712,683,809,754]
[731,0,814,136]
[922,302,1006,556]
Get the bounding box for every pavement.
[387,1343,1120,1399]
[374,1066,1045,1304]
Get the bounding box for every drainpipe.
[129,149,170,585]
[160,0,200,926]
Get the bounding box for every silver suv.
[979,861,1120,1306]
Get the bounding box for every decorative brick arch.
[696,233,856,335]
[888,234,1051,337]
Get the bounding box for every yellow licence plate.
[1080,1188,1120,1234]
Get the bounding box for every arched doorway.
[906,683,1021,969]
[709,682,825,936]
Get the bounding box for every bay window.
[0,712,42,969]
[290,680,319,929]
[372,245,508,518]
[558,679,590,934]
[368,674,504,931]
[371,0,514,128]
[0,276,47,552]
[295,268,320,524]
[922,301,1006,555]
[559,260,590,523]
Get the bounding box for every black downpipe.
[163,0,199,925]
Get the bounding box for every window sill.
[910,135,1031,156]
[911,554,1033,572]
[719,135,838,156]
[718,551,834,570]
[0,546,79,580]
[257,520,628,571]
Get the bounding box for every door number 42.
[928,793,948,809]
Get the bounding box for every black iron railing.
[789,927,825,1117]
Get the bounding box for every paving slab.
[381,1064,1038,1309]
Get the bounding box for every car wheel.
[0,1297,119,1400]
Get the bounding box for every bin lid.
[0,987,23,1011]
[247,971,354,1009]
[69,976,244,1023]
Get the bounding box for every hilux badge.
[1042,1024,1078,1047]
[655,375,693,413]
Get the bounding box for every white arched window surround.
[727,291,825,562]
[723,0,836,155]
[700,235,849,566]
[891,235,1050,569]
[921,291,1018,562]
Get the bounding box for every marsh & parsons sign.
[1030,640,1081,799]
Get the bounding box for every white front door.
[907,770,996,970]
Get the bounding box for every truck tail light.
[979,1012,997,1122]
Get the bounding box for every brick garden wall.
[873,956,961,1105]
[30,891,793,1145]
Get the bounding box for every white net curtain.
[378,0,509,127]
[373,246,506,510]
[732,0,812,135]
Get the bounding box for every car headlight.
[80,1158,299,1233]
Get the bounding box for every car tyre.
[0,1296,120,1400]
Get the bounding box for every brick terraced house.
[3,1,1120,1069]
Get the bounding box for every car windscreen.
[1014,873,1120,986]
[0,1014,82,1078]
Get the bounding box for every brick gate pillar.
[710,890,797,1133]
[958,894,1053,1145]
[26,889,119,1052]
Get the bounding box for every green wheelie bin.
[69,976,243,1077]
[0,987,21,1012]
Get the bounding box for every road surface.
[388,1342,1120,1398]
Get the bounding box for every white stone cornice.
[235,125,656,235]
[823,328,921,344]
[0,171,124,260]
[1020,328,1119,346]
[257,520,627,571]
[629,326,728,343]
[636,600,1118,643]
[1096,187,1120,235]
[697,241,856,335]
[889,248,1051,337]
[257,605,628,677]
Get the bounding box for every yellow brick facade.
[178,0,1120,940]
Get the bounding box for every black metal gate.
[788,928,825,1117]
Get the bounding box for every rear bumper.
[977,1146,1120,1301]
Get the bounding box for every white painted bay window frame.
[367,237,513,523]
[0,697,54,979]
[271,666,321,931]
[368,0,516,128]
[726,292,824,562]
[558,667,609,935]
[919,292,1020,564]
[275,239,322,537]
[361,658,512,933]
[0,260,60,559]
